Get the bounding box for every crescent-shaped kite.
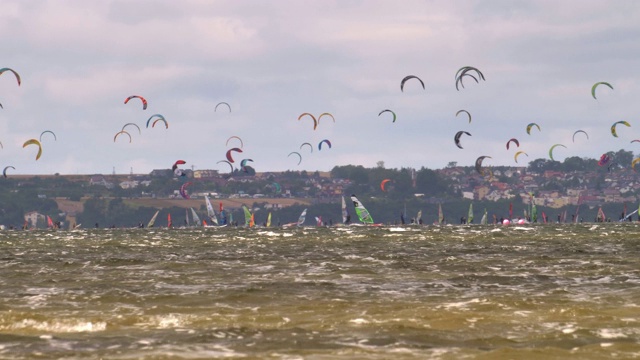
[318,139,332,150]
[514,151,528,163]
[226,147,243,163]
[152,118,168,129]
[113,130,132,143]
[454,131,471,149]
[572,130,589,142]
[124,95,148,110]
[288,151,302,165]
[455,66,485,91]
[3,165,15,178]
[526,123,541,135]
[172,160,186,172]
[215,102,231,112]
[611,121,630,137]
[217,160,234,174]
[23,139,42,160]
[39,130,57,142]
[122,123,142,135]
[318,112,335,124]
[378,109,397,123]
[548,144,567,161]
[591,82,613,99]
[380,179,392,192]
[225,136,243,149]
[298,113,318,130]
[300,142,313,153]
[456,110,471,124]
[0,68,21,86]
[475,156,491,175]
[146,114,166,128]
[400,75,425,92]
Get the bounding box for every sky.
[1,0,640,175]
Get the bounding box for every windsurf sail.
[147,210,160,228]
[597,207,606,222]
[467,203,474,224]
[480,208,488,225]
[266,212,272,227]
[297,208,307,226]
[205,196,219,225]
[249,213,255,228]
[47,216,54,229]
[532,204,538,223]
[350,194,374,224]
[242,205,252,227]
[219,202,227,225]
[315,216,322,226]
[190,208,201,227]
[167,213,173,228]
[185,208,190,227]
[341,196,350,224]
[621,209,638,222]
[416,210,422,225]
[438,204,444,224]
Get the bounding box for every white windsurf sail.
[147,210,160,228]
[341,196,350,224]
[190,208,202,227]
[205,196,219,225]
[297,208,307,226]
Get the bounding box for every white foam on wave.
[10,318,106,333]
[256,231,279,237]
[440,298,483,310]
[513,227,534,231]
[135,314,188,329]
[388,227,408,232]
[349,318,369,324]
[597,328,627,339]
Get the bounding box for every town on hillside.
[5,151,640,228]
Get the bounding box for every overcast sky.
[1,0,639,175]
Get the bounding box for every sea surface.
[0,224,639,359]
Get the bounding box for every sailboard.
[282,208,307,228]
[147,210,160,228]
[242,205,252,227]
[350,194,381,226]
[219,202,227,225]
[467,203,474,224]
[297,208,307,226]
[204,196,222,226]
[341,196,350,224]
[190,208,202,227]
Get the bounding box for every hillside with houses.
[3,150,640,228]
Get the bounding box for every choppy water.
[0,224,639,359]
